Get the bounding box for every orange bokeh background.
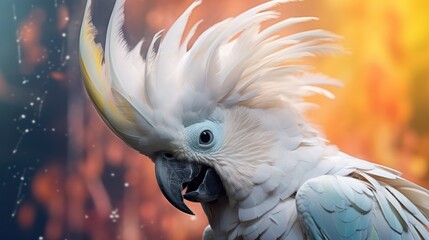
[5,0,429,239]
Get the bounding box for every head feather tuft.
[80,0,342,154]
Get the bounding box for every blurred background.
[0,0,428,239]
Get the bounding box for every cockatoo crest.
[80,0,341,155]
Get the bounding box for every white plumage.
[80,0,340,155]
[79,0,429,239]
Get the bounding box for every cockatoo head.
[80,0,340,214]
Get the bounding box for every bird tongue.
[184,167,226,203]
[155,154,225,215]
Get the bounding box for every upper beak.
[154,154,226,215]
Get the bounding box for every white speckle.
[29,102,34,106]
[190,216,196,221]
[22,79,29,85]
[65,17,69,21]
[124,182,129,188]
[36,75,40,79]
[32,120,36,124]
[36,97,41,101]
[61,33,66,37]
[51,128,56,132]
[65,55,70,60]
[84,215,89,219]
[110,173,115,177]
[12,149,17,154]
[21,114,26,119]
[24,129,29,133]
[38,236,44,240]
[20,176,24,181]
[109,209,120,223]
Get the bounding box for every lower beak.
[154,154,225,215]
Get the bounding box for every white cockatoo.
[79,0,429,239]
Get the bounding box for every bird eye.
[186,120,222,152]
[199,130,213,145]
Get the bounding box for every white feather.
[81,0,343,155]
[80,1,429,239]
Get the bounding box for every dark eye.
[199,130,213,145]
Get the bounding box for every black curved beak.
[154,154,225,215]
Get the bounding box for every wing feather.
[296,174,429,239]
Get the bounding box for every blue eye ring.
[199,129,214,145]
[186,120,223,152]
